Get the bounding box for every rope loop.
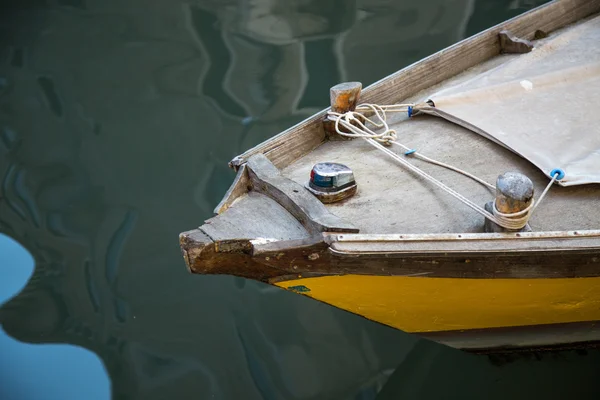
[492,200,535,230]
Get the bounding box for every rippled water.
[2,0,600,399]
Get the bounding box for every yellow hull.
[275,275,600,335]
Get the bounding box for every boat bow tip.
[179,229,214,274]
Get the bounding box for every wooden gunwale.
[247,231,600,281]
[229,0,600,171]
[181,224,600,283]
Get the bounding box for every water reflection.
[0,233,110,400]
[2,0,592,399]
[376,340,600,400]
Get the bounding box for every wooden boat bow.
[180,0,600,352]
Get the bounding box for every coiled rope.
[327,103,559,230]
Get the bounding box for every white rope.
[392,142,495,190]
[328,104,558,230]
[330,104,495,190]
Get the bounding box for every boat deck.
[281,117,600,234]
[280,18,600,235]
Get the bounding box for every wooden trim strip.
[328,230,600,255]
[331,230,600,242]
[246,154,358,233]
[230,0,600,170]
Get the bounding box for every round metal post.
[484,172,534,232]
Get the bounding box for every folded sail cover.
[421,14,600,186]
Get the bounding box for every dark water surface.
[2,1,600,399]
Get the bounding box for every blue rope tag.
[407,106,413,118]
[550,168,565,180]
[404,149,416,156]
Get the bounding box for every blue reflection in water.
[0,233,110,400]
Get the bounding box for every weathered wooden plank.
[213,164,249,215]
[246,154,359,233]
[245,230,600,280]
[181,228,600,281]
[179,229,287,280]
[258,245,600,281]
[203,192,310,242]
[229,118,325,170]
[179,228,213,273]
[229,0,600,170]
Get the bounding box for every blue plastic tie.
[550,168,565,180]
[408,106,413,118]
[404,149,416,156]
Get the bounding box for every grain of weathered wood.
[213,164,250,215]
[246,154,359,233]
[260,243,600,280]
[203,192,310,242]
[179,229,600,281]
[251,235,325,256]
[179,229,286,280]
[176,230,600,282]
[253,231,600,279]
[179,229,213,273]
[229,0,600,170]
[229,117,325,170]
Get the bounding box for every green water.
[1,0,600,399]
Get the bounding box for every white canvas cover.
[420,14,600,186]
